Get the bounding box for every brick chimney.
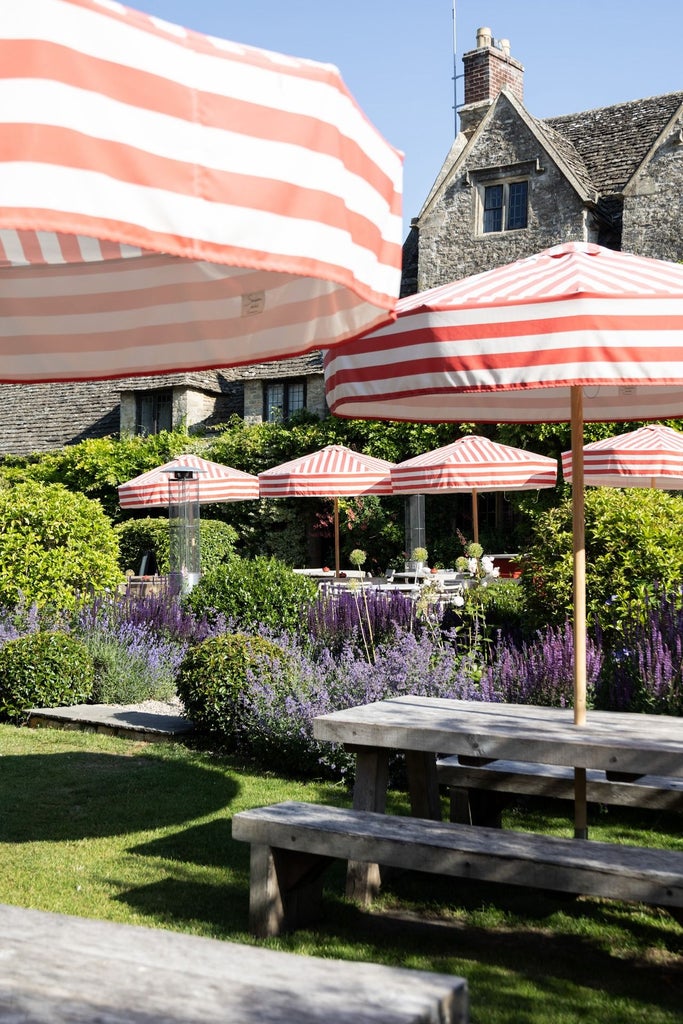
[459,27,524,137]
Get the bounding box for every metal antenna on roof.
[452,0,458,135]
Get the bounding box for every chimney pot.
[476,26,492,49]
[499,38,511,56]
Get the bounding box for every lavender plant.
[481,620,602,709]
[597,588,683,715]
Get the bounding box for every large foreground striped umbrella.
[0,0,402,383]
[392,436,557,543]
[324,241,683,837]
[562,424,683,489]
[118,455,259,509]
[259,445,394,576]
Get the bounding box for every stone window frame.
[263,377,307,422]
[466,159,542,237]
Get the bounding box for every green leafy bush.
[0,631,94,722]
[116,517,238,576]
[184,555,317,633]
[0,481,121,610]
[520,488,683,629]
[176,632,292,744]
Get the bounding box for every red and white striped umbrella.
[324,240,683,836]
[562,424,683,489]
[325,242,683,424]
[259,445,394,575]
[119,455,259,509]
[392,436,558,543]
[0,0,402,384]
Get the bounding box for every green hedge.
[116,517,238,576]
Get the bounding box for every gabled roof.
[417,89,683,226]
[417,90,598,224]
[545,92,683,195]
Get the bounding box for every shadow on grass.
[113,867,683,1021]
[129,819,237,868]
[0,752,237,841]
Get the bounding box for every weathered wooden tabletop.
[0,903,469,1024]
[313,696,683,777]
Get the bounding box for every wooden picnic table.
[0,903,469,1023]
[312,696,683,901]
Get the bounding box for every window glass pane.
[483,185,503,233]
[155,391,172,432]
[266,383,284,422]
[507,181,528,229]
[136,390,172,435]
[288,381,305,413]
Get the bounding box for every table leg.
[405,750,442,821]
[347,745,389,904]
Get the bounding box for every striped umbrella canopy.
[324,240,683,838]
[0,0,402,384]
[562,424,683,489]
[259,445,394,576]
[119,455,259,509]
[392,436,558,543]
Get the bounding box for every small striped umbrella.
[259,445,394,576]
[392,436,558,543]
[119,455,259,509]
[0,0,402,384]
[562,424,683,489]
[324,240,683,838]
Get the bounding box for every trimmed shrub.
[520,487,683,628]
[183,555,317,633]
[176,632,292,745]
[0,631,94,722]
[115,517,239,577]
[0,481,121,610]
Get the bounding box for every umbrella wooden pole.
[571,386,588,839]
[333,497,341,578]
[471,489,479,545]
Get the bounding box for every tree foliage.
[520,487,683,629]
[0,482,122,609]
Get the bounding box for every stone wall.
[622,116,683,261]
[416,96,591,289]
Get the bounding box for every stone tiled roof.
[530,116,597,200]
[545,92,683,195]
[0,371,242,457]
[0,380,123,457]
[117,370,240,393]
[234,350,323,380]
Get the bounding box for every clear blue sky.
[130,0,683,237]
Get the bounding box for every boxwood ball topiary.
[176,633,292,745]
[0,631,95,723]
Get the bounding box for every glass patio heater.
[161,464,207,594]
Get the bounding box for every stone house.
[402,26,683,296]
[0,351,325,457]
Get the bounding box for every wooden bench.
[0,902,469,1024]
[231,801,683,937]
[436,755,683,827]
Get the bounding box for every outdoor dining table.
[312,695,683,899]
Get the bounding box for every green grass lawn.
[1,723,681,1024]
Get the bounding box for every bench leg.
[248,843,329,937]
